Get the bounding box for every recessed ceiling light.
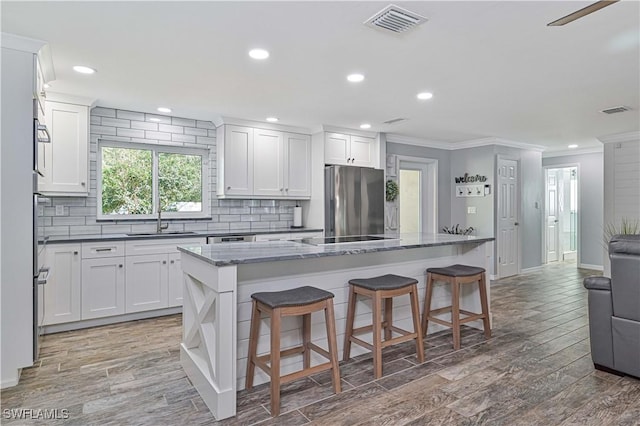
[249,49,270,60]
[417,92,433,100]
[347,73,365,83]
[43,83,51,89]
[157,107,172,113]
[149,118,162,122]
[360,123,371,129]
[266,117,279,122]
[568,144,578,148]
[73,65,96,74]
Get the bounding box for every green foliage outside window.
[159,153,202,212]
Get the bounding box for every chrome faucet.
[157,206,169,233]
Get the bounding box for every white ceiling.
[2,1,639,151]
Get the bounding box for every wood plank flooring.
[2,262,639,425]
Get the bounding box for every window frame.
[97,140,210,220]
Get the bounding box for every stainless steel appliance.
[33,99,50,361]
[207,234,256,243]
[325,165,384,237]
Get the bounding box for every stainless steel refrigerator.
[325,165,384,237]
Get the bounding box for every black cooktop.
[317,235,388,244]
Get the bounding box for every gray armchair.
[584,234,640,378]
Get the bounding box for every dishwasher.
[207,235,256,244]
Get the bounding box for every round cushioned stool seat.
[426,264,485,277]
[251,286,334,308]
[349,274,418,291]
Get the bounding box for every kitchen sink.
[126,231,197,236]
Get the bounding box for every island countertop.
[177,233,494,266]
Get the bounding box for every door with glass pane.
[398,161,431,234]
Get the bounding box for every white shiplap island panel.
[178,234,493,420]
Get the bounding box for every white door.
[285,133,311,198]
[253,129,284,197]
[497,158,519,278]
[167,253,183,307]
[125,254,169,313]
[325,132,350,165]
[545,169,560,262]
[81,257,125,319]
[43,244,81,325]
[223,125,253,196]
[349,136,374,167]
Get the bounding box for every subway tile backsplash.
[41,107,302,238]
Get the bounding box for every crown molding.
[542,146,603,158]
[456,137,546,152]
[1,32,46,53]
[212,116,313,135]
[47,92,97,107]
[385,133,452,150]
[597,131,640,144]
[321,125,377,138]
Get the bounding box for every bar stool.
[422,264,491,350]
[343,274,424,379]
[245,286,341,417]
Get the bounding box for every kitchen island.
[178,233,493,420]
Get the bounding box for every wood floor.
[2,262,639,425]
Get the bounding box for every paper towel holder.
[291,203,303,228]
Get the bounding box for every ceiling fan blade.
[547,0,619,26]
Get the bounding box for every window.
[98,141,209,219]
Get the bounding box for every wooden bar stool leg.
[342,285,356,362]
[478,273,491,339]
[422,272,434,336]
[409,284,425,363]
[324,300,342,394]
[451,278,461,350]
[384,297,393,341]
[302,313,311,369]
[372,291,383,379]
[245,300,261,390]
[270,309,282,417]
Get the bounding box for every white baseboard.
[43,307,182,334]
[578,263,604,271]
[489,274,498,280]
[0,370,20,389]
[521,265,544,273]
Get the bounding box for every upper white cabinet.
[324,132,375,167]
[39,101,89,196]
[218,124,311,199]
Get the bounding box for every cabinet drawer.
[125,238,205,256]
[289,232,323,240]
[82,242,125,259]
[255,233,290,242]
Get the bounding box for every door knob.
[514,222,519,226]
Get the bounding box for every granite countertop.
[178,233,495,267]
[42,228,323,244]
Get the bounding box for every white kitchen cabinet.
[81,257,125,319]
[43,244,81,325]
[39,101,89,196]
[218,125,254,197]
[288,231,323,240]
[218,125,311,199]
[324,132,375,167]
[254,231,323,242]
[167,252,184,307]
[125,254,169,313]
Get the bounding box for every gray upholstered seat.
[251,286,334,308]
[349,274,417,291]
[427,264,485,277]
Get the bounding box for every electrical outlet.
[467,206,477,214]
[55,205,65,216]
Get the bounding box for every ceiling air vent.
[383,117,407,125]
[601,106,630,114]
[365,4,427,34]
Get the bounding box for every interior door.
[497,158,519,278]
[545,169,560,262]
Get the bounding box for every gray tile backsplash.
[41,107,302,237]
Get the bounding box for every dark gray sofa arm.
[584,276,611,291]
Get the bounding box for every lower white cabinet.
[125,254,169,313]
[81,257,125,319]
[43,244,81,325]
[168,253,183,307]
[254,232,323,242]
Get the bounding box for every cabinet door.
[285,133,311,198]
[40,102,89,195]
[223,125,254,196]
[349,135,375,167]
[325,133,350,165]
[167,253,183,307]
[43,244,81,325]
[253,129,285,197]
[81,257,125,319]
[125,254,169,313]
